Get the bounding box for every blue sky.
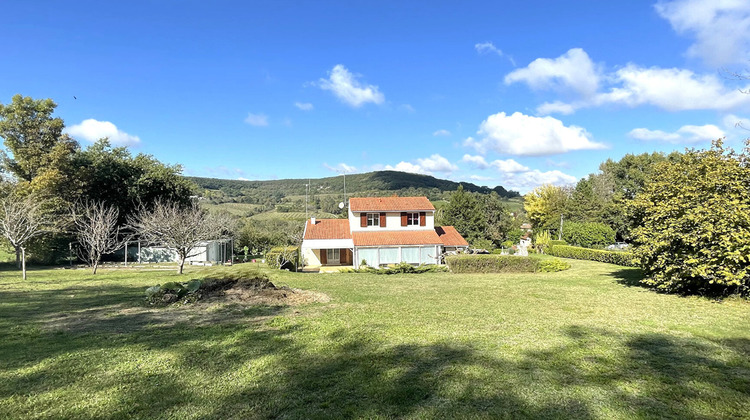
[2,0,750,193]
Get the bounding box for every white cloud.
[629,124,725,143]
[722,113,750,129]
[244,113,269,126]
[385,154,458,175]
[65,119,141,147]
[475,41,516,66]
[490,159,529,173]
[655,0,750,66]
[505,48,600,97]
[501,169,577,193]
[433,129,451,136]
[464,111,606,156]
[317,64,385,107]
[461,154,489,169]
[294,102,314,111]
[469,174,493,181]
[324,162,358,174]
[399,104,415,112]
[507,48,750,115]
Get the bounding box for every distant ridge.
[187,170,520,199]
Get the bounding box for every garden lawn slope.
[0,261,748,419]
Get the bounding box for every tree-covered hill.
[188,170,519,204]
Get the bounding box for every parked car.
[606,242,630,251]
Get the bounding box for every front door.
[326,248,340,265]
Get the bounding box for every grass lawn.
[0,260,748,419]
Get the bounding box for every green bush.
[265,246,299,269]
[550,240,567,246]
[562,222,615,248]
[145,279,202,305]
[344,262,448,275]
[538,258,571,272]
[445,255,540,273]
[548,245,637,267]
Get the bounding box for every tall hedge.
[561,222,615,248]
[265,246,299,269]
[548,245,637,267]
[445,255,570,273]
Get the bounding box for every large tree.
[524,184,570,233]
[439,186,485,245]
[631,140,750,296]
[0,95,79,196]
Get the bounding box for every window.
[406,212,419,226]
[327,248,340,262]
[367,213,380,226]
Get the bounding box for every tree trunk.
[21,247,26,280]
[92,261,98,274]
[178,257,185,274]
[15,247,20,269]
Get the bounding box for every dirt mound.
[200,277,330,306]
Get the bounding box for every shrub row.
[549,240,567,246]
[445,255,569,274]
[342,262,448,275]
[547,245,637,267]
[562,222,615,248]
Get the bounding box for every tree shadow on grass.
[610,267,646,288]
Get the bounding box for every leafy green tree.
[478,192,512,246]
[562,221,615,248]
[524,184,569,233]
[0,95,79,201]
[631,140,750,296]
[439,186,485,244]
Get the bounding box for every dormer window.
[406,212,420,226]
[367,213,380,227]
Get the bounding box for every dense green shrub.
[446,255,539,273]
[265,246,299,269]
[548,245,637,267]
[538,258,571,272]
[562,222,615,248]
[343,262,448,275]
[550,240,567,246]
[631,140,750,296]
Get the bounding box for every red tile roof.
[304,219,351,240]
[435,226,469,247]
[349,196,435,212]
[352,230,442,246]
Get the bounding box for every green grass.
[0,261,748,419]
[249,210,339,221]
[202,202,261,216]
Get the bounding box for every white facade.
[348,208,435,232]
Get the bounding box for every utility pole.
[305,179,309,219]
[343,173,346,207]
[559,214,564,240]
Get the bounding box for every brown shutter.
[320,249,327,265]
[401,212,407,226]
[341,249,348,265]
[380,212,386,228]
[361,213,367,227]
[420,212,426,226]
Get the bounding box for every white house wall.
[348,209,435,233]
[354,245,439,268]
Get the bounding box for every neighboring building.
[301,196,469,269]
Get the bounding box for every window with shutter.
[420,212,426,226]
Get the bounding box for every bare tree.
[70,200,125,274]
[0,194,52,279]
[128,200,236,274]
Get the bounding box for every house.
[301,196,469,269]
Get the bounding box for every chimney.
[311,217,316,225]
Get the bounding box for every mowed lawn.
[0,260,748,419]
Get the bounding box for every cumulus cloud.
[65,119,141,147]
[317,64,385,107]
[655,0,750,66]
[433,129,451,136]
[464,111,606,156]
[490,159,529,173]
[294,102,314,111]
[505,48,600,97]
[501,169,577,193]
[385,154,458,175]
[469,174,493,181]
[507,49,750,115]
[244,113,269,126]
[324,162,358,173]
[629,124,725,143]
[461,154,489,169]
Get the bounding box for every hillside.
[189,170,519,201]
